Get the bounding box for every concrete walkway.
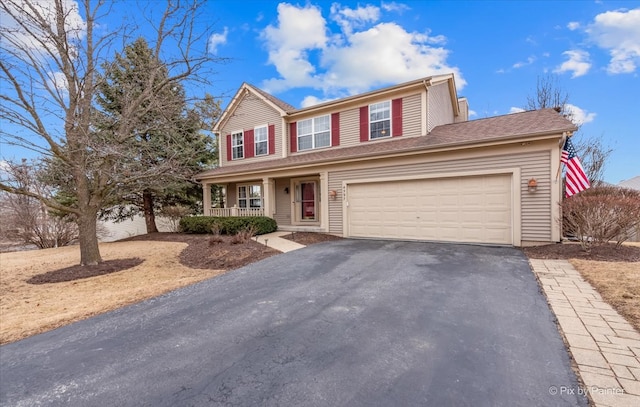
[530,259,640,407]
[252,231,306,253]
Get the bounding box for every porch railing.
[207,207,264,217]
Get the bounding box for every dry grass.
[570,242,640,333]
[0,241,225,344]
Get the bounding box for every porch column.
[320,171,329,232]
[202,183,212,216]
[262,177,275,218]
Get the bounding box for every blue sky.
[1,1,638,184]
[204,0,639,184]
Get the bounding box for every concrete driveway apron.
[0,240,586,406]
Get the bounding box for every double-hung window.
[238,185,262,208]
[231,131,244,160]
[254,126,268,156]
[298,115,330,151]
[369,101,391,139]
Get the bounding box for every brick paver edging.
[529,258,640,407]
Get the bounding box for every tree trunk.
[77,208,102,266]
[143,189,158,233]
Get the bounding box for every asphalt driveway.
[1,240,586,406]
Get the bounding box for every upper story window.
[254,126,268,156]
[231,131,244,160]
[238,185,262,208]
[369,101,391,139]
[298,115,331,151]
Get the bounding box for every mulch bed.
[280,232,343,245]
[25,233,280,285]
[27,258,144,284]
[523,242,640,262]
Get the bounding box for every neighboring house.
[98,214,173,242]
[618,176,640,242]
[195,73,576,247]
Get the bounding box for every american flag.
[561,138,590,197]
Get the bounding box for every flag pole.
[556,132,568,181]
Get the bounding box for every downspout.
[423,79,431,135]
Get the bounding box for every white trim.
[231,130,244,160]
[254,124,268,157]
[297,115,332,151]
[342,168,521,246]
[290,176,321,226]
[368,100,392,140]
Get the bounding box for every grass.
[570,242,640,333]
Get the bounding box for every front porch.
[201,173,331,231]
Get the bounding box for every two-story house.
[195,73,576,247]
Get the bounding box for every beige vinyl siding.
[336,108,360,148]
[328,149,553,243]
[402,93,422,137]
[221,93,283,167]
[274,178,292,226]
[427,82,454,132]
[293,91,424,152]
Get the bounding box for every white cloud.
[0,0,85,54]
[330,3,380,35]
[567,21,580,30]
[300,95,336,107]
[47,71,68,92]
[509,107,525,114]
[565,103,596,126]
[260,3,465,97]
[586,8,640,74]
[208,27,228,54]
[381,2,411,13]
[554,50,591,78]
[513,56,536,68]
[468,109,477,117]
[261,3,327,92]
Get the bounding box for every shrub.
[230,225,258,244]
[179,216,277,235]
[159,205,192,232]
[562,185,640,251]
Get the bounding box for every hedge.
[179,216,277,235]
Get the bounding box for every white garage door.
[346,174,512,245]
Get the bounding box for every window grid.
[298,115,331,151]
[369,101,391,139]
[254,126,268,156]
[238,185,262,208]
[231,132,244,159]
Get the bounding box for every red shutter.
[289,122,297,153]
[268,124,275,155]
[392,98,403,137]
[359,106,369,142]
[244,129,254,158]
[226,134,232,161]
[331,113,340,146]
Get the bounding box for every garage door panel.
[347,174,512,245]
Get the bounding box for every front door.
[293,180,319,223]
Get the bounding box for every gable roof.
[618,176,640,190]
[196,109,576,181]
[213,83,296,132]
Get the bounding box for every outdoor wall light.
[284,187,289,194]
[328,190,337,200]
[528,178,538,193]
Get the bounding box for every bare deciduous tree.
[524,74,612,185]
[0,0,221,265]
[0,160,77,249]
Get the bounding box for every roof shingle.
[196,109,575,180]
